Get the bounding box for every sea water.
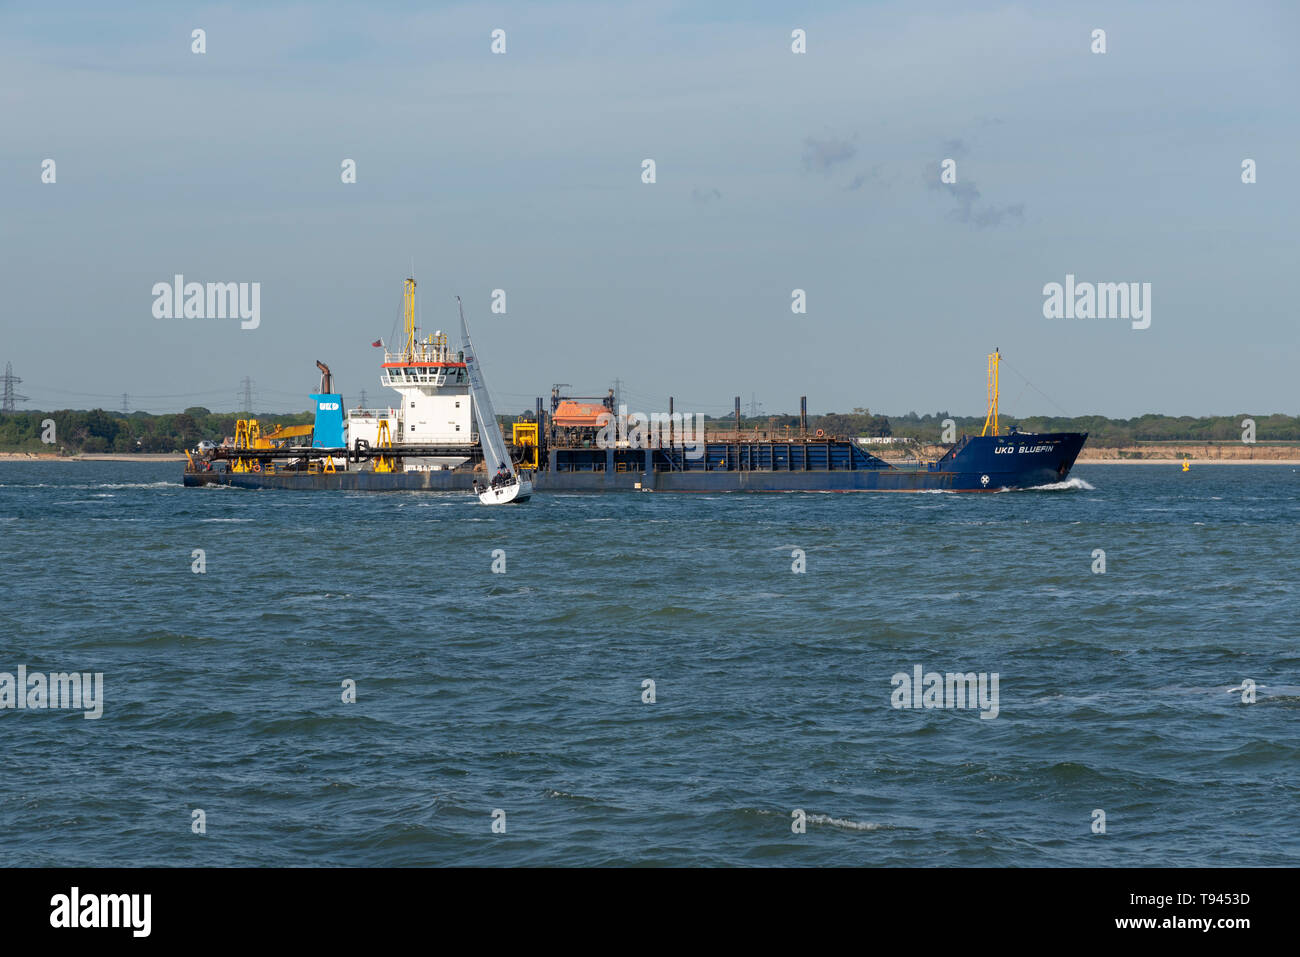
[0,462,1296,865]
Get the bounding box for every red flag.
[371,339,384,348]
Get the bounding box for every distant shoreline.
[1074,458,1300,466]
[0,453,188,462]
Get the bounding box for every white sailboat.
[459,297,532,505]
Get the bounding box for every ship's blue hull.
[183,432,1087,493]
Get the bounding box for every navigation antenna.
[980,348,1000,437]
[403,277,417,358]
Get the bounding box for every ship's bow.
[939,431,1088,490]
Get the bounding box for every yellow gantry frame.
[232,418,261,471]
[980,349,1000,437]
[511,421,539,470]
[373,419,395,472]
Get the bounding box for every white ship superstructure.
[345,278,476,470]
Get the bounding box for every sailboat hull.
[478,479,533,504]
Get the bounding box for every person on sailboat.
[492,463,510,488]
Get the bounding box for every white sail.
[458,297,514,480]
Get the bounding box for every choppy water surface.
[0,462,1296,866]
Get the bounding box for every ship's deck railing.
[395,438,477,450]
[347,408,399,419]
[382,347,455,365]
[548,430,851,448]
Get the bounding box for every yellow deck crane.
[256,423,315,447]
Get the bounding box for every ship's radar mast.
[403,277,417,359]
[980,348,1000,437]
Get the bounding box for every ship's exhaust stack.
[316,360,333,394]
[800,396,807,437]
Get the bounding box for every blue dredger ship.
[183,280,1087,494]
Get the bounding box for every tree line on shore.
[0,406,1296,452]
[0,408,313,453]
[779,411,1300,447]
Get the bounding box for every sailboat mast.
[459,296,512,475]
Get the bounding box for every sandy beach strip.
[1076,458,1300,466]
[0,453,188,462]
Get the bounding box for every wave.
[0,481,177,490]
[543,789,600,803]
[805,813,887,832]
[86,482,177,490]
[1018,477,1095,492]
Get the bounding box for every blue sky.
[3,1,1297,417]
